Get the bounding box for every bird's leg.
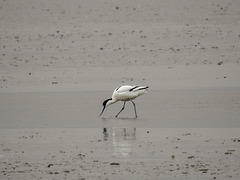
[115,101,126,118]
[130,100,138,118]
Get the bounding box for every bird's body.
[99,85,149,118]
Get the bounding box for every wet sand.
[1,128,240,180]
[1,0,240,179]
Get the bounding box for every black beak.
[98,106,106,117]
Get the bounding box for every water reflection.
[103,127,136,157]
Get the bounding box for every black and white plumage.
[99,85,149,118]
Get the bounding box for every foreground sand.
[1,128,240,180]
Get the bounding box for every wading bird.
[99,85,149,118]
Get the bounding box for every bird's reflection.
[103,127,136,157]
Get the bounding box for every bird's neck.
[107,98,117,106]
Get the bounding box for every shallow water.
[0,89,240,128]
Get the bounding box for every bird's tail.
[135,86,149,96]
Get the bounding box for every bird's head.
[98,98,112,117]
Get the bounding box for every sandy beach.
[1,0,240,179]
[1,128,240,180]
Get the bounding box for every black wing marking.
[116,86,121,91]
[138,86,149,91]
[129,86,139,92]
[130,86,149,92]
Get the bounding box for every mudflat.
[1,0,240,179]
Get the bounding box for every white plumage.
[99,85,149,118]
